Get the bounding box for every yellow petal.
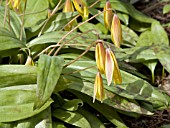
[111,14,122,48]
[25,56,34,66]
[104,0,113,30]
[63,0,74,12]
[110,50,122,84]
[95,42,106,74]
[72,0,89,20]
[93,72,105,103]
[105,48,114,86]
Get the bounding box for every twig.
[63,40,99,68]
[38,0,63,37]
[48,10,104,56]
[63,66,96,75]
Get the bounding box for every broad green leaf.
[0,27,26,57]
[137,31,152,46]
[0,90,52,122]
[62,99,83,111]
[0,65,37,88]
[123,46,157,63]
[122,25,138,47]
[78,22,102,34]
[0,7,26,42]
[27,31,97,48]
[35,55,64,109]
[96,23,108,34]
[16,107,52,128]
[52,109,91,128]
[24,0,49,32]
[44,12,78,33]
[77,108,106,128]
[71,90,127,128]
[151,21,169,45]
[129,19,151,32]
[152,44,170,73]
[117,13,129,25]
[163,4,170,14]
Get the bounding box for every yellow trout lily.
[63,0,76,31]
[104,0,113,30]
[111,14,122,48]
[105,48,122,85]
[72,0,89,20]
[95,41,106,74]
[93,72,105,103]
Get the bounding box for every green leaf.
[152,44,170,73]
[52,121,66,128]
[71,90,127,128]
[52,109,91,128]
[117,13,129,25]
[77,108,106,128]
[143,60,157,83]
[35,55,64,109]
[0,7,26,42]
[151,21,169,45]
[16,107,52,128]
[122,25,138,47]
[62,99,83,111]
[137,31,152,46]
[78,22,102,34]
[0,27,26,57]
[24,0,49,32]
[163,4,170,14]
[0,65,37,88]
[44,12,78,33]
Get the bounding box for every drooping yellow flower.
[105,48,122,85]
[95,41,106,74]
[63,0,75,12]
[93,72,105,103]
[8,0,21,9]
[63,0,76,31]
[104,0,113,30]
[111,14,123,48]
[72,0,89,20]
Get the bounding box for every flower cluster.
[93,41,122,103]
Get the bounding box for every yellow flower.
[95,41,106,74]
[104,0,113,30]
[72,0,89,20]
[25,56,34,66]
[111,14,122,48]
[63,0,75,12]
[63,0,76,31]
[105,48,122,85]
[8,0,21,9]
[93,72,105,103]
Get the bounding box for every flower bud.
[111,14,122,48]
[95,42,106,74]
[93,72,105,103]
[105,48,122,85]
[104,0,113,30]
[25,56,34,66]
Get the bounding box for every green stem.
[151,71,155,84]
